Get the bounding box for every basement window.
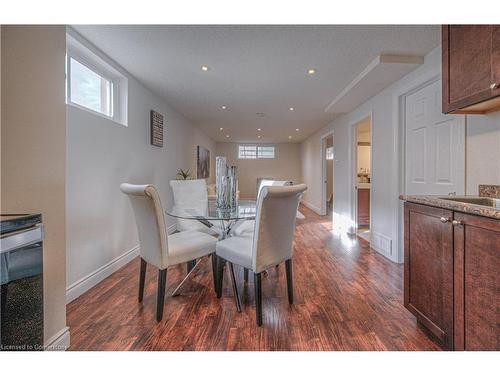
[66,30,128,126]
[238,145,276,159]
[68,57,114,117]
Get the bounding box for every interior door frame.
[320,130,334,216]
[349,111,373,235]
[393,72,465,263]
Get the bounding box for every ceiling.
[73,25,440,143]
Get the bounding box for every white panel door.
[405,80,465,195]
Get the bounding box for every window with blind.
[238,145,276,159]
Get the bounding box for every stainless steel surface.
[0,224,44,254]
[170,258,202,297]
[441,197,500,208]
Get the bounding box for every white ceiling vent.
[324,54,424,114]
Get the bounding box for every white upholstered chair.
[169,179,218,236]
[120,183,217,321]
[215,184,307,326]
[232,180,293,237]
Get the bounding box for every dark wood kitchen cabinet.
[453,212,500,350]
[404,203,454,349]
[442,25,500,114]
[404,202,500,350]
[357,188,370,227]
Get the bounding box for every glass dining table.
[165,199,256,308]
[167,199,257,239]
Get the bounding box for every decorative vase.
[216,157,230,209]
[215,157,238,209]
[228,165,238,208]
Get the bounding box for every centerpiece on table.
[215,156,238,209]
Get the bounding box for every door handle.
[490,83,500,90]
[452,220,462,226]
[440,217,450,223]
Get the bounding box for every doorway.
[320,132,334,217]
[351,117,372,243]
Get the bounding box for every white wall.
[1,26,69,347]
[66,35,216,301]
[466,112,500,194]
[301,45,500,263]
[215,142,302,199]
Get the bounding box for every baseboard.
[300,200,322,215]
[45,326,70,351]
[371,231,393,259]
[66,223,177,303]
[66,245,139,303]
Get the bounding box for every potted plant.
[176,168,192,180]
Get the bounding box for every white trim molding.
[66,224,177,303]
[371,231,393,258]
[66,244,139,303]
[45,326,70,351]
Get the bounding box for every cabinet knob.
[440,217,450,223]
[452,219,462,226]
[490,83,500,90]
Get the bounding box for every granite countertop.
[399,195,500,220]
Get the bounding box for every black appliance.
[0,214,44,351]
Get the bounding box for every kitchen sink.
[441,197,500,208]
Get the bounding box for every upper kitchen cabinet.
[442,25,500,114]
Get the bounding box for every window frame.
[66,30,128,126]
[237,144,276,160]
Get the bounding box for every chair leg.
[156,269,167,322]
[187,259,196,273]
[243,268,249,283]
[285,259,294,304]
[228,262,242,313]
[216,256,225,298]
[211,254,217,291]
[138,258,147,302]
[254,273,262,326]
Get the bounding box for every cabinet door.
[492,26,500,96]
[404,203,454,349]
[442,25,498,113]
[453,213,500,350]
[357,188,370,226]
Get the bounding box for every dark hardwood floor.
[67,205,441,351]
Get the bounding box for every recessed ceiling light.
[307,68,316,75]
[288,135,292,139]
[257,135,261,139]
[201,65,210,71]
[296,128,300,131]
[219,127,223,131]
[221,105,227,110]
[289,107,294,111]
[226,134,230,138]
[257,128,261,132]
